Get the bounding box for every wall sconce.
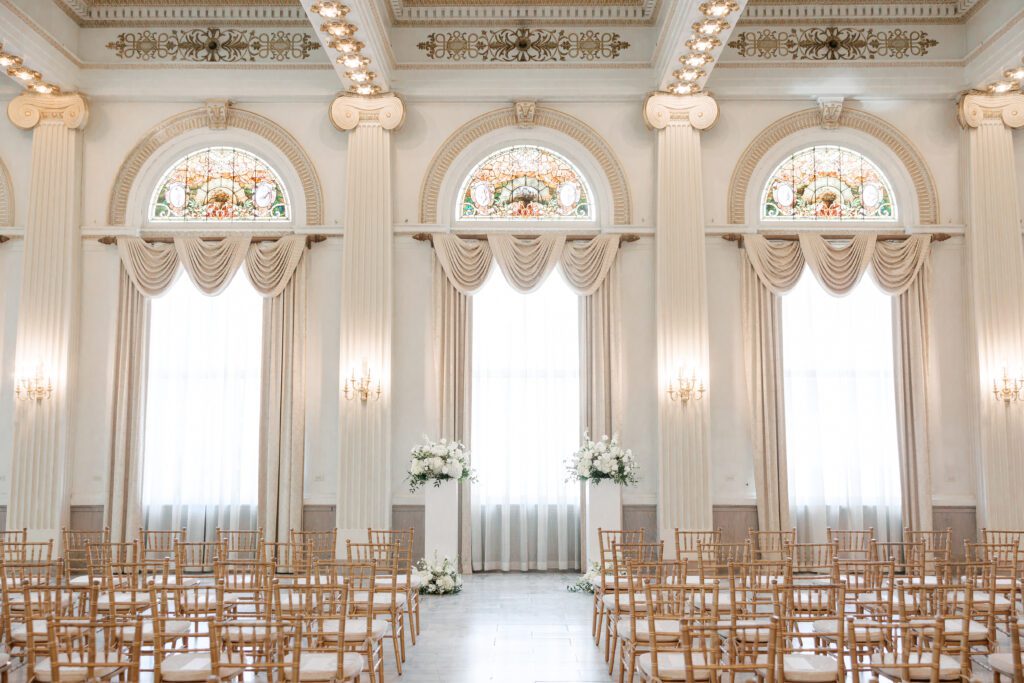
[667,368,705,404]
[343,364,382,403]
[993,368,1024,404]
[15,365,53,402]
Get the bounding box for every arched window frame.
[125,127,306,230]
[456,144,595,223]
[747,129,917,230]
[149,146,292,223]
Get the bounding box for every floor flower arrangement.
[415,555,464,595]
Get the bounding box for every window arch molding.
[110,105,323,227]
[730,107,938,226]
[437,124,616,229]
[0,156,13,227]
[423,104,631,227]
[745,127,919,228]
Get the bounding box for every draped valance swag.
[742,233,933,534]
[431,232,622,572]
[108,235,308,544]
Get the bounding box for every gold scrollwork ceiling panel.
[417,29,630,62]
[727,27,938,61]
[107,29,321,62]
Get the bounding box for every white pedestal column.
[644,94,718,539]
[585,481,622,566]
[329,95,405,556]
[424,480,460,562]
[957,94,1024,529]
[6,94,88,542]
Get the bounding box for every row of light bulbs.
[984,59,1024,95]
[0,42,61,95]
[665,0,739,96]
[310,2,382,96]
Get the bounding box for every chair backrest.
[827,527,874,559]
[174,540,225,576]
[697,541,751,578]
[212,617,291,680]
[965,541,1020,580]
[848,616,964,683]
[138,528,184,566]
[728,560,792,616]
[871,540,926,578]
[982,529,1024,549]
[773,582,846,682]
[905,527,952,568]
[86,541,143,590]
[263,540,313,578]
[0,528,27,544]
[657,620,777,683]
[288,582,353,682]
[47,615,143,683]
[216,527,265,560]
[749,528,796,561]
[673,528,721,562]
[835,558,895,617]
[368,528,415,579]
[291,529,338,562]
[61,527,110,576]
[786,542,836,575]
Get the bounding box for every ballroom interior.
[1,0,1024,682]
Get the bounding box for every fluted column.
[644,93,718,536]
[329,94,404,549]
[6,94,88,541]
[957,93,1024,528]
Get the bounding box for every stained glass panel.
[762,145,896,221]
[459,145,592,220]
[151,147,289,222]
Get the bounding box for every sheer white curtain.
[782,272,902,543]
[471,270,580,571]
[142,272,263,540]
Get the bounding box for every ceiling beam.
[299,0,394,93]
[652,0,749,93]
[0,1,82,92]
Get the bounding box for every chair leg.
[406,591,416,646]
[398,611,407,663]
[391,619,403,675]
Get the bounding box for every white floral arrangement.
[567,561,601,594]
[414,556,463,595]
[566,432,639,486]
[406,437,476,492]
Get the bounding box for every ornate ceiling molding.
[386,0,659,27]
[727,106,939,225]
[419,105,632,225]
[53,1,309,27]
[741,0,985,25]
[0,157,13,227]
[108,104,323,226]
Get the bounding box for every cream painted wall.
[0,93,987,525]
[0,243,22,505]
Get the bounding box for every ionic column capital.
[643,93,718,131]
[8,93,89,131]
[330,93,405,132]
[957,92,1024,129]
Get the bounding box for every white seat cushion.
[0,652,10,668]
[636,653,711,681]
[159,653,242,682]
[781,654,839,683]
[938,618,989,641]
[124,619,189,643]
[284,652,364,681]
[600,576,629,589]
[988,653,1018,677]
[602,592,646,611]
[351,591,408,608]
[869,652,962,680]
[375,574,423,589]
[34,655,120,683]
[96,591,151,609]
[719,619,773,642]
[10,619,48,643]
[616,617,681,642]
[812,620,885,643]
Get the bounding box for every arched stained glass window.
[459,145,592,220]
[762,146,896,221]
[151,147,290,222]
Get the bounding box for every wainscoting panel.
[623,505,658,542]
[933,506,977,559]
[392,505,426,561]
[69,505,105,531]
[302,505,336,532]
[0,506,6,531]
[713,505,759,543]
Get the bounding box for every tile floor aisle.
[390,571,608,683]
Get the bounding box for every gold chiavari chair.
[216,528,264,561]
[315,559,386,683]
[633,578,716,683]
[773,582,846,683]
[749,528,797,561]
[786,541,837,579]
[86,541,153,615]
[603,541,664,666]
[728,559,792,623]
[672,529,720,583]
[368,527,422,638]
[849,615,968,683]
[174,540,225,581]
[263,540,313,581]
[1,545,63,614]
[150,585,239,683]
[61,527,110,586]
[211,616,288,683]
[873,540,928,584]
[693,541,750,615]
[827,526,874,559]
[906,527,953,574]
[982,529,1024,550]
[990,615,1024,683]
[836,558,896,617]
[139,528,190,585]
[214,556,275,616]
[291,529,338,564]
[593,529,646,644]
[0,530,27,545]
[44,613,144,683]
[276,580,365,683]
[13,574,86,672]
[616,559,686,683]
[640,618,778,683]
[347,540,408,672]
[967,540,1021,593]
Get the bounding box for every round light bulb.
[693,18,729,36]
[1004,67,1024,81]
[330,37,364,54]
[350,83,381,96]
[686,35,721,52]
[29,82,59,95]
[311,1,349,18]
[0,53,22,68]
[668,82,700,95]
[347,69,374,84]
[339,53,369,69]
[988,81,1015,94]
[674,68,705,82]
[321,21,357,38]
[681,52,713,67]
[699,1,738,18]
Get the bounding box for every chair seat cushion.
[317,619,388,642]
[868,652,962,680]
[97,591,151,609]
[782,654,840,683]
[34,655,121,683]
[615,617,681,642]
[602,593,646,611]
[351,591,407,608]
[284,652,364,681]
[0,652,10,669]
[636,653,711,681]
[719,619,773,642]
[375,575,423,589]
[812,620,885,643]
[125,619,189,643]
[988,653,1018,677]
[159,653,242,682]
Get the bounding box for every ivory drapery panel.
[430,232,622,570]
[107,235,307,543]
[742,233,933,534]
